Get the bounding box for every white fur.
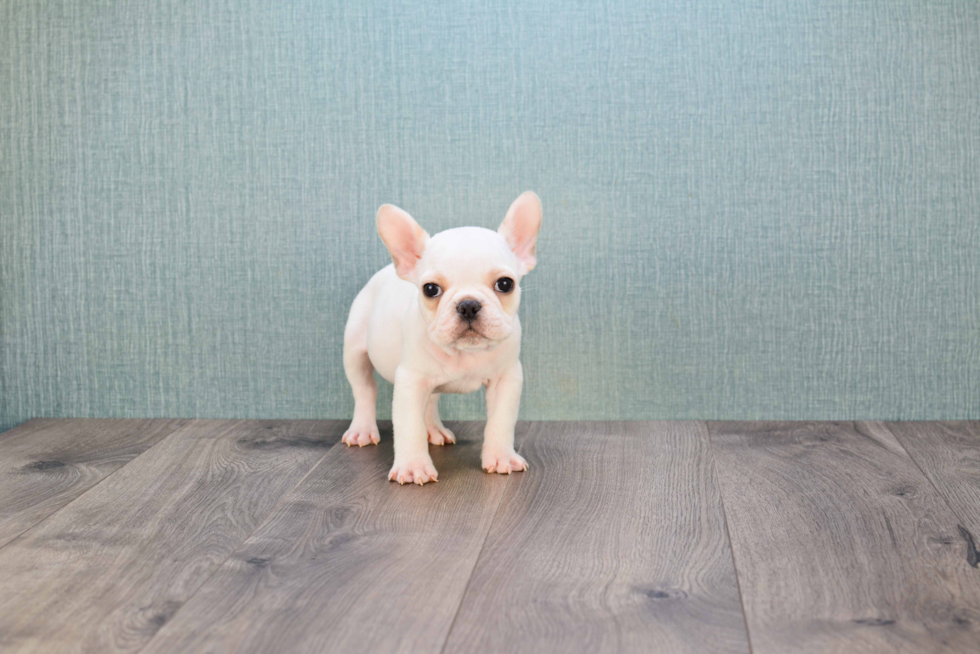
[342,192,542,485]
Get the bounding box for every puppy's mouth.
[452,325,494,350]
[458,325,487,340]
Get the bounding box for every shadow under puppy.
[342,192,542,485]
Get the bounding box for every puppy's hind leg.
[342,289,380,447]
[424,394,456,445]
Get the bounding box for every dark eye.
[422,283,442,298]
[494,277,514,293]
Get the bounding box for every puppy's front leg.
[389,367,439,485]
[482,361,529,474]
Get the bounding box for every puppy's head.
[377,192,542,352]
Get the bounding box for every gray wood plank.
[882,422,980,551]
[0,419,342,654]
[443,421,749,654]
[710,421,980,653]
[0,418,186,548]
[140,422,514,654]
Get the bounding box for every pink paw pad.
[481,450,528,475]
[426,425,456,446]
[388,458,439,485]
[342,423,380,447]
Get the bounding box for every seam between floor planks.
[0,422,185,551]
[0,419,189,551]
[876,422,980,560]
[708,421,980,653]
[131,436,343,654]
[434,423,531,654]
[889,424,977,556]
[705,422,757,654]
[441,421,750,653]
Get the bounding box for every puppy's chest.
[424,341,516,395]
[434,375,489,395]
[430,356,500,394]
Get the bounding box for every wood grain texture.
[881,422,980,545]
[140,422,514,654]
[443,421,749,654]
[0,418,186,548]
[0,419,343,654]
[710,421,980,653]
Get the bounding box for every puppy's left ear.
[498,191,542,275]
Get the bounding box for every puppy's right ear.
[377,204,429,280]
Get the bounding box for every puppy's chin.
[429,324,507,352]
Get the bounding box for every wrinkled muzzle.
[427,292,512,350]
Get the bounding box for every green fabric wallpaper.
[2,0,979,431]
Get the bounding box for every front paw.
[481,448,528,474]
[342,422,380,447]
[388,456,439,485]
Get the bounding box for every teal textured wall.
[2,0,979,431]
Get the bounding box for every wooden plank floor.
[443,422,748,653]
[0,420,978,653]
[0,419,186,548]
[0,420,342,653]
[883,422,980,541]
[141,423,510,653]
[709,421,980,653]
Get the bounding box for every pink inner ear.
[500,192,542,273]
[377,205,428,279]
[509,233,536,267]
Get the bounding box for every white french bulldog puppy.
[342,192,542,485]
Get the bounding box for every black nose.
[456,299,482,322]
